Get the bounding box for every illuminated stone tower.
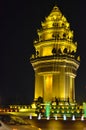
[30,6,80,102]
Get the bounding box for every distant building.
[30,5,80,103]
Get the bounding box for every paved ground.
[28,119,86,130]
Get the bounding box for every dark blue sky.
[0,0,86,105]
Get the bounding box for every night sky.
[0,0,86,105]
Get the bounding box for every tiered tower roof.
[33,5,80,60]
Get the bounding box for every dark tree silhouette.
[37,96,43,103]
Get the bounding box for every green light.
[83,102,86,117]
[45,102,51,117]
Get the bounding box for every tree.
[37,96,43,103]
